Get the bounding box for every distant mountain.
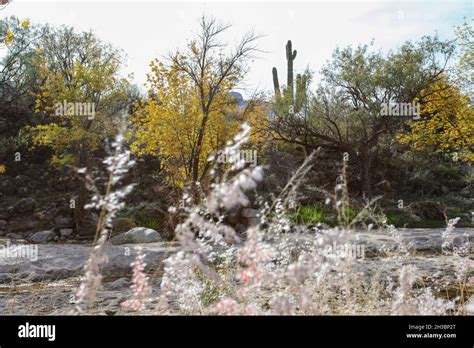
[229,91,248,109]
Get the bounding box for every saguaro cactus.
[272,40,308,112]
[272,67,281,100]
[286,40,297,97]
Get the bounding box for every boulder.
[0,242,178,282]
[54,215,73,229]
[110,227,162,245]
[59,228,74,238]
[29,230,56,244]
[5,232,22,240]
[108,277,130,290]
[13,197,36,214]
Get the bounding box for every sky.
[1,0,472,96]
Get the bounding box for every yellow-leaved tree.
[131,16,263,189]
[397,77,474,162]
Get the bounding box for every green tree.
[270,36,455,197]
[25,26,134,233]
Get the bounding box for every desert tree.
[131,16,262,191]
[25,26,135,234]
[269,37,456,197]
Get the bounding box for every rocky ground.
[0,226,472,315]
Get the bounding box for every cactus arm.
[272,67,281,100]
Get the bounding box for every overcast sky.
[2,0,472,96]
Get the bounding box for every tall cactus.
[272,67,281,100]
[272,40,308,112]
[286,40,297,98]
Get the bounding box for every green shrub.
[290,206,327,224]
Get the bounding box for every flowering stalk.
[121,246,152,312]
[74,120,136,313]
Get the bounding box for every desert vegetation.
[0,5,472,316]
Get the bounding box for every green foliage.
[290,205,327,225]
[117,202,164,231]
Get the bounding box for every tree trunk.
[359,150,373,198]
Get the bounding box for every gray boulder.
[59,228,74,238]
[108,277,130,290]
[110,227,162,245]
[29,230,56,244]
[54,215,73,229]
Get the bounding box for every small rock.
[13,197,36,214]
[0,220,7,229]
[60,228,73,238]
[29,230,56,244]
[34,211,51,222]
[235,223,246,233]
[110,227,162,245]
[0,180,16,195]
[54,215,73,229]
[108,277,130,290]
[6,232,22,240]
[465,299,474,314]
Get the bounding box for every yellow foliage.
[397,78,474,162]
[4,31,13,45]
[131,59,266,186]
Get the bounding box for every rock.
[77,212,99,236]
[18,187,29,197]
[0,180,16,195]
[235,223,246,233]
[6,232,22,240]
[110,227,162,245]
[59,229,73,238]
[0,220,7,229]
[34,211,51,222]
[0,118,7,133]
[14,175,33,186]
[108,277,130,290]
[465,299,474,314]
[54,215,73,229]
[29,230,56,244]
[0,242,178,282]
[13,197,36,214]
